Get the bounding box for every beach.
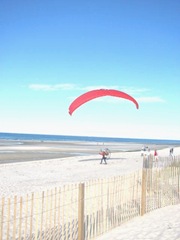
[0,140,178,197]
[0,140,180,239]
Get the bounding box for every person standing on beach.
[169,147,174,159]
[154,149,158,161]
[141,146,145,157]
[99,149,107,164]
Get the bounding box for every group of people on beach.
[141,146,175,160]
[142,146,176,169]
[141,146,151,158]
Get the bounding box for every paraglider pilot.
[99,149,107,164]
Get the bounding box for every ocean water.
[0,132,180,146]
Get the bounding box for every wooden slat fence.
[0,155,180,240]
[142,156,180,215]
[0,185,79,240]
[84,171,142,239]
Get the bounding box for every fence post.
[178,168,180,199]
[78,183,85,240]
[0,197,5,240]
[141,157,147,216]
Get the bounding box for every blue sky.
[0,0,180,140]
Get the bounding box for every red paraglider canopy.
[69,89,139,115]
